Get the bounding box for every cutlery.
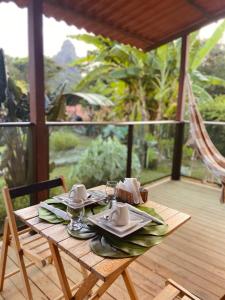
[40,202,70,221]
[129,207,164,225]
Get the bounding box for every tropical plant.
[71,21,225,121]
[199,95,225,121]
[70,137,141,188]
[71,34,180,120]
[101,125,128,142]
[188,20,225,101]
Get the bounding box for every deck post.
[28,0,49,202]
[126,125,134,177]
[172,35,189,180]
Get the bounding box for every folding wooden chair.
[0,177,88,300]
[153,279,201,300]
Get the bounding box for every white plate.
[87,203,153,238]
[53,190,106,209]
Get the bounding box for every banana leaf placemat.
[38,199,168,258]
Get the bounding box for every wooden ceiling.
[2,0,225,50]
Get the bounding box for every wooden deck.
[0,180,225,300]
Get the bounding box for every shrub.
[50,130,79,152]
[71,137,141,188]
[147,148,158,169]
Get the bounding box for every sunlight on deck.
[0,180,225,300]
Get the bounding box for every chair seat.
[10,230,51,267]
[153,279,201,300]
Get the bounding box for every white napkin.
[117,178,143,204]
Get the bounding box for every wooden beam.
[126,125,133,178]
[176,35,189,122]
[28,0,49,202]
[172,35,189,180]
[186,0,211,20]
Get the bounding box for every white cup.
[110,203,130,226]
[69,184,87,203]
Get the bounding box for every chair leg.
[0,218,10,291]
[2,187,33,300]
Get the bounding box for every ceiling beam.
[186,0,211,19]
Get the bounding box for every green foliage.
[190,20,225,71]
[147,148,158,169]
[5,55,62,93]
[72,23,225,121]
[199,95,225,121]
[71,137,141,188]
[50,130,79,152]
[102,125,128,141]
[71,34,180,121]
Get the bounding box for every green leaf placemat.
[38,199,168,258]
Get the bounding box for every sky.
[0,2,225,58]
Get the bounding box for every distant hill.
[48,39,81,93]
[54,39,78,66]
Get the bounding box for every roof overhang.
[2,0,225,50]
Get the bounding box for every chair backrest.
[2,177,67,241]
[8,177,67,199]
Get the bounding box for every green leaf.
[136,224,168,236]
[90,235,128,258]
[136,206,164,221]
[75,65,113,91]
[206,75,225,87]
[192,84,213,102]
[69,34,111,50]
[125,235,163,247]
[191,20,225,71]
[38,198,68,223]
[38,207,64,224]
[72,92,114,106]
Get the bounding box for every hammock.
[186,77,225,203]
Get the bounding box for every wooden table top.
[14,189,190,281]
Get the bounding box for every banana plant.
[71,21,225,120]
[188,19,225,101]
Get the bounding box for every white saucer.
[104,219,140,233]
[88,204,152,238]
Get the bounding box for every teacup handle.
[110,209,119,221]
[68,189,74,199]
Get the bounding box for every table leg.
[90,268,122,300]
[48,241,72,300]
[122,269,139,300]
[74,272,98,300]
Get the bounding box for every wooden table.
[14,188,190,300]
